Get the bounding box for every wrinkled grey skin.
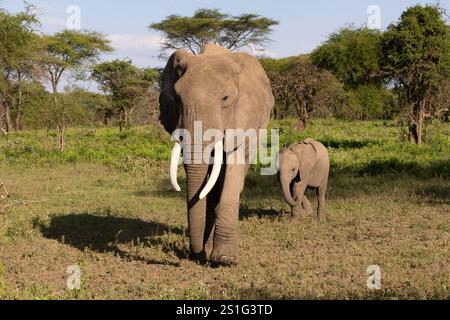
[159,44,274,265]
[278,139,330,220]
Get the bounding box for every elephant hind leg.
[317,183,327,221]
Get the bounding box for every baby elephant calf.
[278,139,330,220]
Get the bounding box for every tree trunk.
[3,103,12,133]
[124,110,130,130]
[0,100,5,133]
[408,122,416,143]
[15,72,23,131]
[416,109,424,145]
[284,96,290,118]
[119,111,124,132]
[127,109,134,129]
[52,80,58,95]
[409,108,425,145]
[58,125,66,152]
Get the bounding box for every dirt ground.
[0,163,448,299]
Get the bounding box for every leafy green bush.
[1,120,449,178]
[336,85,399,120]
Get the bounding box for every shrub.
[335,85,399,120]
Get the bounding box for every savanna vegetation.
[0,119,448,299]
[0,3,449,300]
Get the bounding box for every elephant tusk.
[170,142,182,192]
[199,140,223,200]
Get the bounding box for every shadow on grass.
[321,138,379,149]
[245,160,449,203]
[134,178,187,199]
[336,159,450,178]
[239,205,283,220]
[235,287,446,300]
[34,213,188,266]
[416,185,450,205]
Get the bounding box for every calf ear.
[290,143,317,172]
[159,50,192,135]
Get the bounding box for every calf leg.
[291,180,310,220]
[292,203,306,219]
[302,195,313,215]
[317,182,327,221]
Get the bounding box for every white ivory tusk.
[199,140,224,200]
[170,142,182,192]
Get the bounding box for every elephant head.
[278,142,317,207]
[159,44,274,264]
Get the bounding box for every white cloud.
[241,45,278,58]
[40,15,66,29]
[106,34,164,53]
[32,4,66,31]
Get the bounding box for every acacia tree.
[11,33,44,131]
[92,59,159,131]
[42,30,112,94]
[0,6,38,132]
[150,8,278,54]
[382,5,450,144]
[41,30,112,150]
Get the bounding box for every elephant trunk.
[184,164,209,254]
[281,175,298,207]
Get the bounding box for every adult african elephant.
[159,44,274,266]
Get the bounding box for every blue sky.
[2,0,449,66]
[1,0,449,90]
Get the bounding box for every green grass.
[0,119,449,300]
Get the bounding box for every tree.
[12,81,49,130]
[267,58,344,128]
[35,89,95,151]
[0,5,39,132]
[150,8,278,54]
[92,59,159,131]
[10,33,44,131]
[382,5,450,144]
[41,30,112,150]
[311,26,383,89]
[41,30,112,94]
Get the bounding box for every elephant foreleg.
[292,195,313,219]
[293,176,309,206]
[291,180,311,219]
[317,182,327,221]
[211,164,249,265]
[302,195,313,215]
[292,204,306,219]
[204,165,225,261]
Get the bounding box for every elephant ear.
[302,139,321,155]
[290,142,317,172]
[229,52,274,131]
[159,49,192,135]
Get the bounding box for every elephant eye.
[222,95,229,102]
